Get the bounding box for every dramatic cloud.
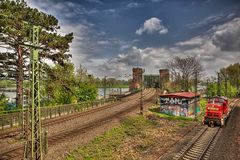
[101,18,240,77]
[24,0,240,78]
[136,17,168,35]
[212,18,240,51]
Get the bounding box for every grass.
[66,116,157,160]
[66,106,196,160]
[149,107,193,121]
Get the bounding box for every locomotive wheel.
[221,119,225,127]
[209,121,215,127]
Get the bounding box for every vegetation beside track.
[66,107,196,160]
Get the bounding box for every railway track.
[174,126,221,160]
[0,89,154,140]
[173,98,240,160]
[0,90,156,160]
[48,94,155,146]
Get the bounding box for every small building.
[159,92,200,117]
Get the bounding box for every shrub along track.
[0,89,156,160]
[0,89,152,140]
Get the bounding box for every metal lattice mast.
[24,25,43,160]
[217,72,221,96]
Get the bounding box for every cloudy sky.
[26,0,240,78]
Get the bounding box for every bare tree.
[166,56,203,91]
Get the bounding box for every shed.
[159,92,200,117]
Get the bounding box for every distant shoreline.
[0,88,16,92]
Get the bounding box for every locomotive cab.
[203,97,229,127]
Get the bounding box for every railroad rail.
[0,89,156,159]
[174,126,221,160]
[173,98,240,160]
[0,89,154,139]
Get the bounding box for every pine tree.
[0,0,74,108]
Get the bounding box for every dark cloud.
[212,18,240,51]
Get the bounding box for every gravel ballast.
[208,106,240,160]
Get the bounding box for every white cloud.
[24,0,240,77]
[97,40,110,45]
[176,37,205,47]
[26,0,99,18]
[150,0,164,2]
[136,17,168,35]
[104,9,116,13]
[86,0,103,4]
[100,18,240,77]
[126,2,141,9]
[188,13,237,28]
[188,14,224,28]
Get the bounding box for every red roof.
[160,92,200,98]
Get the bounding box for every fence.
[0,98,117,130]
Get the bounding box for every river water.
[1,87,129,100]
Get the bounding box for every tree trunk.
[16,45,23,109]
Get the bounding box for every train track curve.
[0,89,156,160]
[0,89,154,140]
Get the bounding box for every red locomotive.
[202,96,231,127]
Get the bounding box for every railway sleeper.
[187,151,201,157]
[191,146,204,150]
[186,153,199,158]
[184,154,198,160]
[194,143,207,147]
[189,149,203,153]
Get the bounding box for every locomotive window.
[214,102,223,106]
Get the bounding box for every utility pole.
[103,76,106,99]
[225,76,228,97]
[24,25,43,160]
[0,14,44,160]
[140,69,144,115]
[194,71,197,120]
[217,72,221,96]
[237,64,240,96]
[206,78,209,98]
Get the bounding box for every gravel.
[158,123,204,160]
[208,106,240,160]
[43,89,155,160]
[160,103,240,160]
